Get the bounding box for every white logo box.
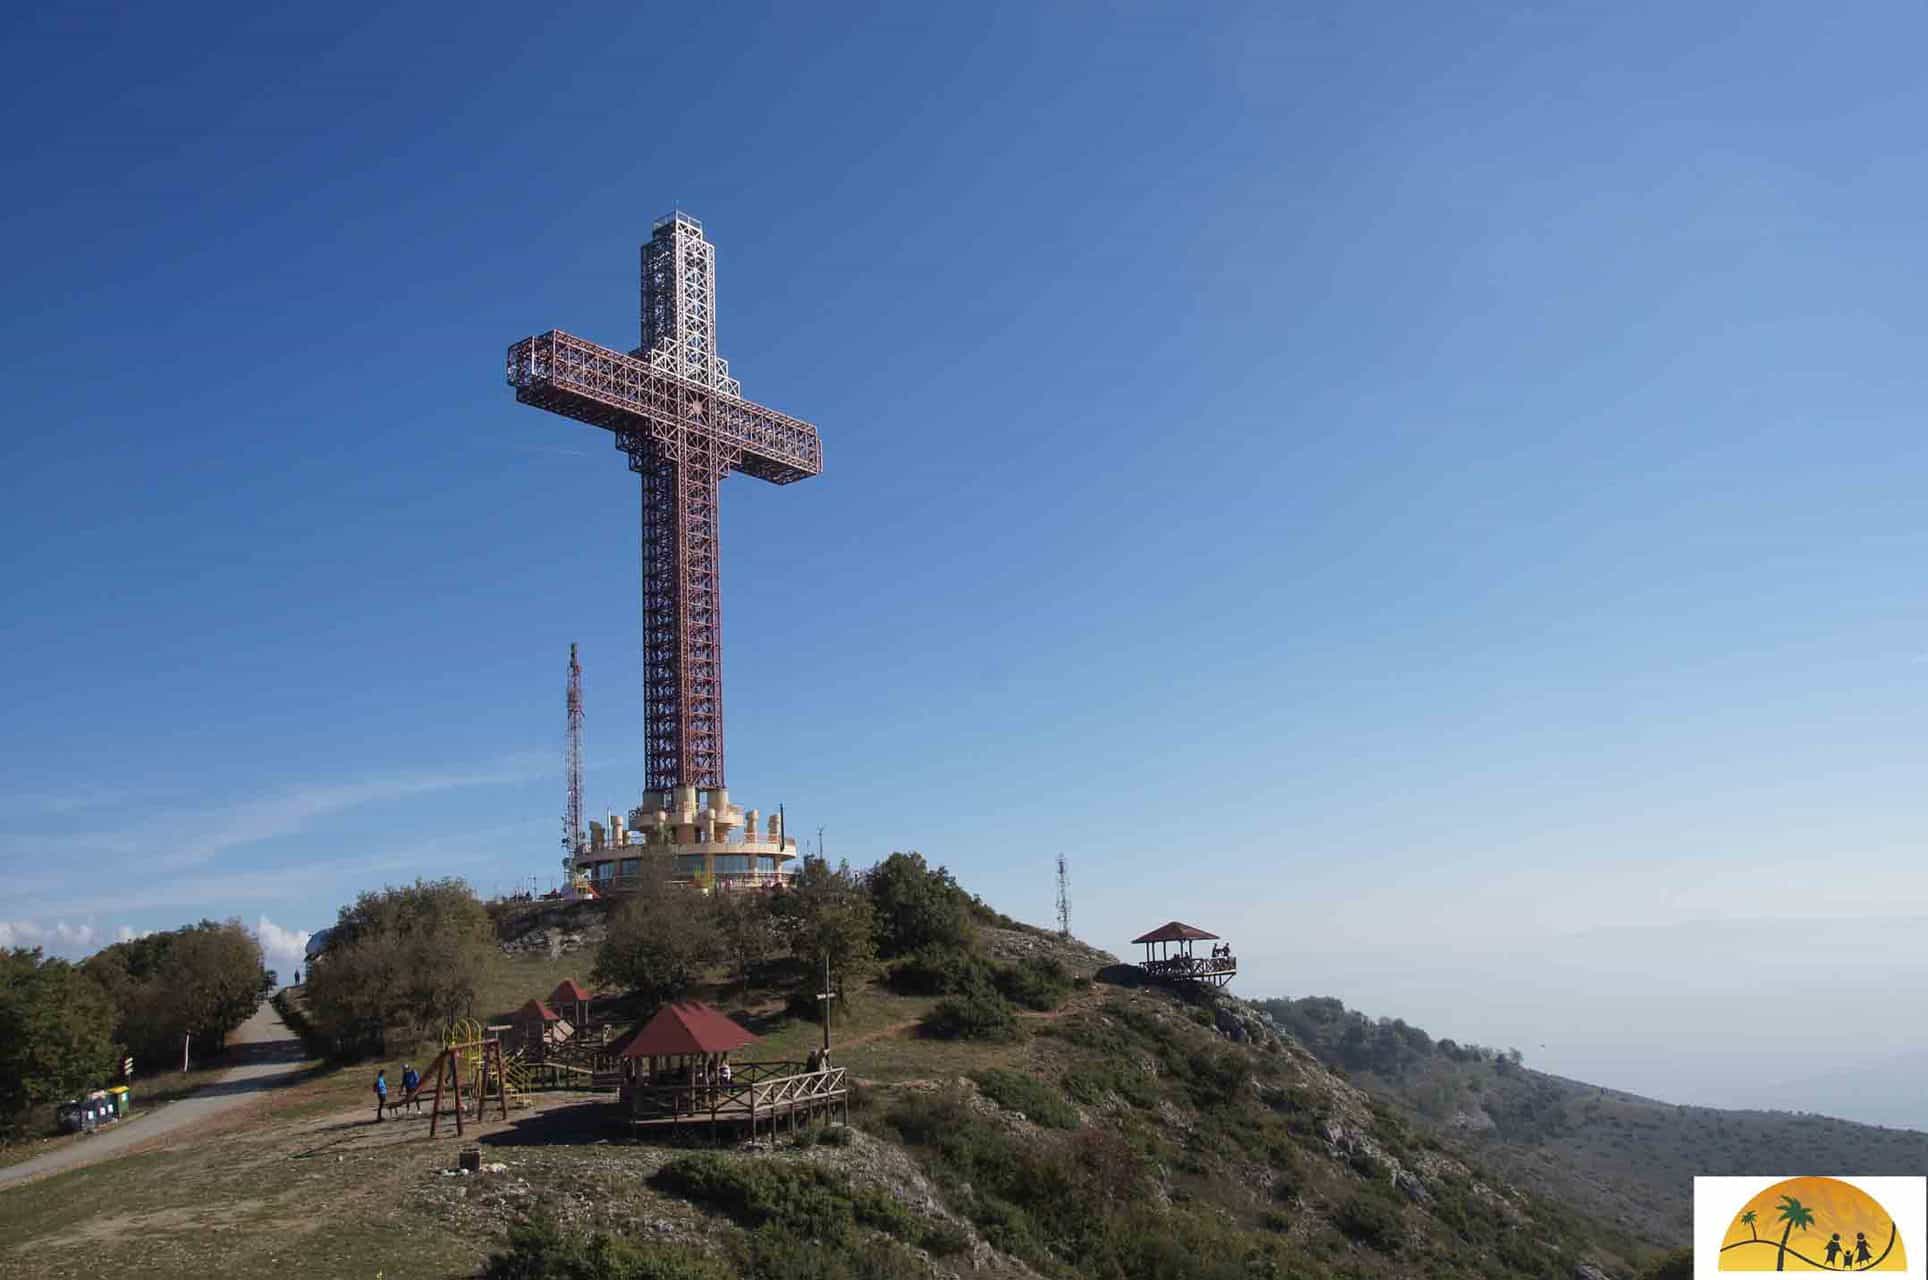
[1693,1176,1926,1278]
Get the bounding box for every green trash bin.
[107,1085,130,1117]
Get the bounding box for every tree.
[0,948,119,1135]
[83,920,265,1067]
[1773,1194,1815,1271]
[1741,1209,1757,1242]
[774,858,876,1006]
[594,870,720,1009]
[710,890,778,996]
[306,879,494,1055]
[865,851,969,959]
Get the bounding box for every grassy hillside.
[1260,995,1928,1248]
[4,903,1679,1280]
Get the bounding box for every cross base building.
[572,786,800,894]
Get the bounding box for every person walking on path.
[401,1063,420,1113]
[373,1068,389,1122]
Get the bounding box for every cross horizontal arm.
[507,330,821,483]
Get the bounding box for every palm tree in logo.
[1740,1209,1758,1242]
[1773,1195,1816,1271]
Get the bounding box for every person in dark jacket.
[401,1064,420,1112]
[373,1068,389,1122]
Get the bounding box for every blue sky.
[2,4,1924,1123]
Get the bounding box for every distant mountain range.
[1257,994,1928,1247]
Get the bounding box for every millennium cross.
[507,212,821,795]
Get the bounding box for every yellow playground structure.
[422,1019,533,1137]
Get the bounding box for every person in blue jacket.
[401,1063,421,1112]
[373,1068,389,1122]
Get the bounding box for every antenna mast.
[564,643,584,875]
[1055,852,1071,938]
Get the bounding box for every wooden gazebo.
[616,1001,847,1136]
[1132,921,1236,988]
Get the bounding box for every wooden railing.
[1143,955,1237,979]
[623,1064,847,1125]
[753,1067,847,1109]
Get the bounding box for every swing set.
[421,1019,523,1137]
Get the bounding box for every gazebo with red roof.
[617,1001,757,1103]
[621,1002,758,1061]
[613,1000,849,1135]
[1131,921,1236,988]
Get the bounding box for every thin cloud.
[147,759,547,872]
[0,918,102,956]
[0,756,547,879]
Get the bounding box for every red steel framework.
[508,215,822,794]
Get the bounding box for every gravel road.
[0,998,308,1191]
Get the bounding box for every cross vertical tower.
[508,213,821,841]
[563,643,584,875]
[631,214,737,792]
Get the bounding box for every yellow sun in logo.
[1720,1177,1907,1271]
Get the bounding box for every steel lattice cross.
[507,212,821,793]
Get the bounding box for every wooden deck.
[621,1062,848,1135]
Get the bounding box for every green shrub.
[483,1216,731,1279]
[1639,1249,1693,1280]
[1177,1044,1251,1108]
[972,1068,1080,1129]
[1335,1191,1402,1253]
[993,956,1073,1011]
[887,943,988,996]
[916,1220,972,1257]
[733,1226,925,1280]
[652,1154,853,1242]
[923,987,1018,1041]
[1061,1062,1158,1109]
[879,1089,1156,1273]
[650,1153,937,1262]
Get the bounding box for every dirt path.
[0,999,309,1191]
[838,1017,924,1049]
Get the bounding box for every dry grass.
[0,1057,591,1280]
